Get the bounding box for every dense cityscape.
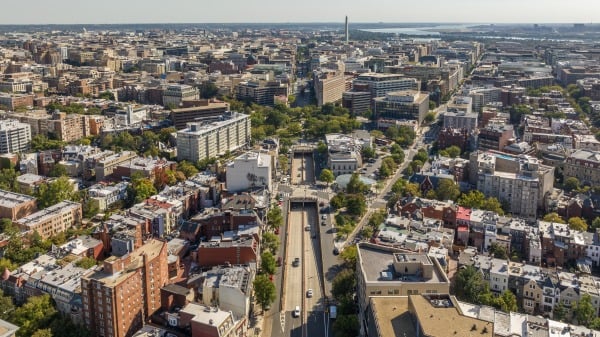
[2,12,600,337]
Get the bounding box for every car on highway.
[293,306,300,317]
[304,225,310,231]
[292,257,300,267]
[306,289,313,298]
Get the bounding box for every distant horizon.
[0,0,598,26]
[0,21,595,27]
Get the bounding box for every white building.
[176,112,251,162]
[353,73,420,98]
[226,152,272,193]
[0,119,31,154]
[162,84,199,107]
[88,182,129,211]
[325,133,363,176]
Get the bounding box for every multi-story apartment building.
[467,86,502,112]
[353,73,420,98]
[373,90,430,123]
[342,91,371,115]
[48,112,89,142]
[313,70,346,106]
[225,152,272,193]
[356,243,450,336]
[162,84,199,107]
[0,93,34,110]
[16,201,82,239]
[94,151,138,181]
[170,100,229,130]
[470,152,554,219]
[443,111,478,132]
[564,149,600,187]
[235,80,288,107]
[81,239,169,337]
[0,119,31,154]
[9,110,50,136]
[112,157,177,183]
[0,189,37,221]
[477,123,515,152]
[176,112,251,162]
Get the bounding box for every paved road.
[285,207,304,313]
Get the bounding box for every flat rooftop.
[16,201,80,227]
[0,189,35,208]
[358,244,446,283]
[180,303,231,326]
[370,296,415,337]
[410,295,493,337]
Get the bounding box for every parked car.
[293,257,300,267]
[307,289,313,298]
[277,256,282,266]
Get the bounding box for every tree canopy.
[253,274,276,312]
[36,177,79,209]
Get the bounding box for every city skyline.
[0,0,598,25]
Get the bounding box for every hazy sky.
[0,0,598,25]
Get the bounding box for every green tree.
[0,168,19,192]
[30,135,64,151]
[497,290,518,313]
[346,194,367,216]
[82,199,99,219]
[262,232,280,255]
[339,245,358,268]
[127,176,157,205]
[444,145,461,158]
[98,91,115,100]
[253,274,276,313]
[489,243,508,259]
[11,294,57,337]
[481,197,504,215]
[319,169,335,185]
[48,164,67,177]
[31,329,53,337]
[0,289,15,321]
[361,226,374,240]
[454,266,488,304]
[330,194,346,210]
[391,178,407,194]
[361,146,376,159]
[424,111,436,123]
[404,183,421,197]
[435,179,460,201]
[267,205,283,229]
[316,141,328,154]
[36,176,79,209]
[568,217,588,232]
[591,217,600,231]
[332,268,356,302]
[332,315,359,337]
[563,177,580,192]
[260,251,277,275]
[278,155,289,174]
[346,173,367,194]
[458,190,486,208]
[75,257,97,269]
[177,161,199,178]
[574,294,596,327]
[542,212,565,224]
[368,209,387,228]
[553,302,567,322]
[0,258,17,273]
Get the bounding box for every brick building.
[81,239,169,337]
[0,189,37,221]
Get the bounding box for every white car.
[307,289,313,298]
[321,214,327,220]
[293,306,300,317]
